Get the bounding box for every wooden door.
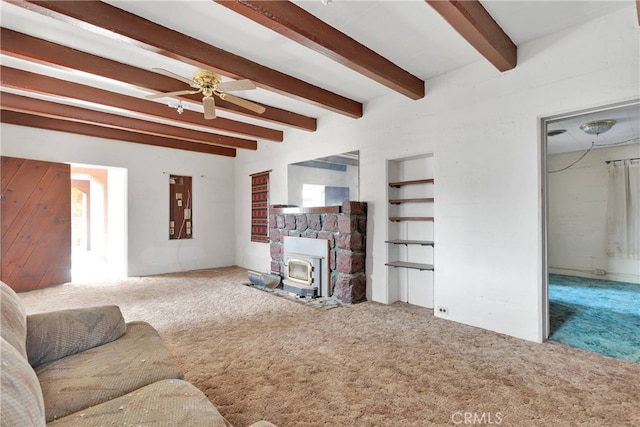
[1,156,72,291]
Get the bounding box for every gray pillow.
[27,305,126,367]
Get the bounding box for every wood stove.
[282,236,329,297]
[287,259,313,286]
[283,258,316,297]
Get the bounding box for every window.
[250,170,270,243]
[302,184,325,207]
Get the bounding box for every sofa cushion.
[0,281,27,359]
[36,321,183,422]
[1,337,46,427]
[27,305,126,367]
[47,379,230,427]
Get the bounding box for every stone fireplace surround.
[269,201,367,304]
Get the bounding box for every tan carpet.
[19,266,640,426]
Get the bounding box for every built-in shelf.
[385,261,434,271]
[389,216,434,222]
[389,178,434,188]
[386,155,435,307]
[389,197,434,204]
[385,240,434,246]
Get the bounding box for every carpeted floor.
[19,267,640,426]
[549,274,640,363]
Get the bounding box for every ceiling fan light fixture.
[150,68,264,119]
[168,101,184,114]
[579,119,616,135]
[193,69,222,90]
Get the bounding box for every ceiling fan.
[147,68,266,119]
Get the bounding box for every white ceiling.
[547,103,640,155]
[0,0,637,153]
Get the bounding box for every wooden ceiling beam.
[425,0,517,72]
[0,28,315,132]
[0,110,236,157]
[11,0,363,118]
[0,92,257,150]
[216,0,425,100]
[0,66,282,142]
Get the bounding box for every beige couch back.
[1,281,46,426]
[1,280,28,358]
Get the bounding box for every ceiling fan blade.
[146,89,201,99]
[217,79,256,92]
[203,96,216,120]
[151,68,197,87]
[221,94,266,114]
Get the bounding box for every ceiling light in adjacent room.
[579,119,616,135]
[547,129,567,137]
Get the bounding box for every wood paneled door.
[1,156,72,291]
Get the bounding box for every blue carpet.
[549,274,640,362]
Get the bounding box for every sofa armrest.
[26,305,126,367]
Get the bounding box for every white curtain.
[606,159,640,259]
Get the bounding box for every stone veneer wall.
[269,201,367,304]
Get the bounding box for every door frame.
[539,98,640,340]
[70,163,128,280]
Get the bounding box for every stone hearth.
[269,201,367,304]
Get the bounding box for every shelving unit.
[389,178,434,187]
[389,197,434,204]
[389,216,434,222]
[385,239,434,246]
[385,261,434,271]
[386,154,435,308]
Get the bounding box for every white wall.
[234,7,639,342]
[0,125,236,276]
[548,143,640,284]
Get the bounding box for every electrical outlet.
[437,306,448,314]
[593,269,607,276]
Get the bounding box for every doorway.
[70,164,127,281]
[541,100,640,361]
